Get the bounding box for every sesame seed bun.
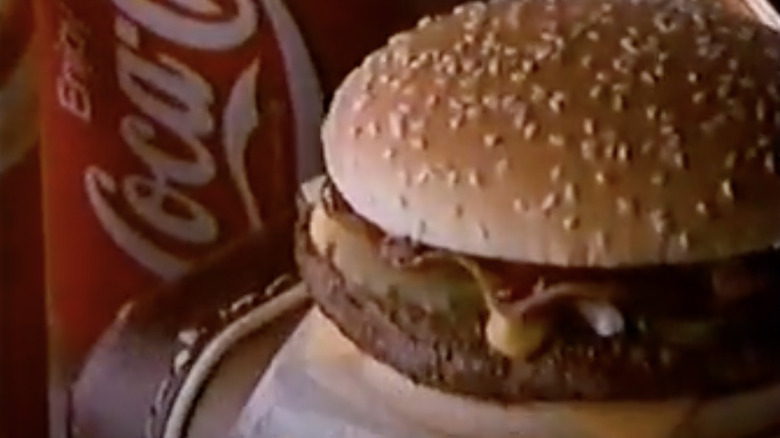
[322,0,780,267]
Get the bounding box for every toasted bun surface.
[308,309,780,438]
[322,0,780,267]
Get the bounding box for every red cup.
[34,0,467,376]
[32,1,467,436]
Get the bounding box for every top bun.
[322,0,780,267]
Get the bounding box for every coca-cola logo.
[76,0,321,281]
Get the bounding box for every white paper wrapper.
[229,309,448,438]
[230,306,780,438]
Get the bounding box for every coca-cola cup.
[34,0,325,373]
[33,0,467,436]
[0,0,48,436]
[33,0,466,373]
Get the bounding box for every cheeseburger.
[296,0,780,436]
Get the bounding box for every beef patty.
[296,204,780,402]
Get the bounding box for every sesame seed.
[388,32,410,47]
[617,144,631,163]
[513,198,528,213]
[495,159,510,176]
[366,122,379,137]
[550,165,563,182]
[352,95,370,111]
[612,94,626,112]
[765,152,776,173]
[620,37,638,54]
[724,151,738,169]
[587,30,600,41]
[590,85,604,100]
[501,95,518,110]
[604,144,617,160]
[521,59,537,74]
[673,152,688,170]
[541,193,560,213]
[758,136,771,148]
[382,148,396,160]
[678,232,690,250]
[756,100,768,122]
[594,231,608,249]
[612,82,629,94]
[564,183,578,203]
[425,95,439,108]
[449,115,464,130]
[739,77,756,90]
[523,123,539,140]
[410,138,426,150]
[646,106,658,121]
[477,224,490,240]
[769,84,780,101]
[581,55,593,68]
[465,106,482,120]
[531,85,546,102]
[650,209,670,235]
[482,95,500,111]
[409,119,425,134]
[417,15,433,28]
[484,134,501,148]
[653,64,664,79]
[468,170,482,187]
[513,112,528,130]
[640,140,654,155]
[717,82,732,99]
[348,125,361,139]
[651,171,667,186]
[488,59,500,76]
[584,119,596,135]
[549,92,566,113]
[563,216,580,231]
[640,71,656,85]
[696,201,711,217]
[581,140,597,160]
[549,133,566,148]
[721,179,735,200]
[409,165,432,186]
[660,124,676,136]
[688,72,700,84]
[595,171,608,185]
[692,91,707,104]
[389,113,406,139]
[413,220,428,240]
[617,197,636,216]
[446,170,459,187]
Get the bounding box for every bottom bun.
[308,309,780,438]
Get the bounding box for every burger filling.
[310,181,780,360]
